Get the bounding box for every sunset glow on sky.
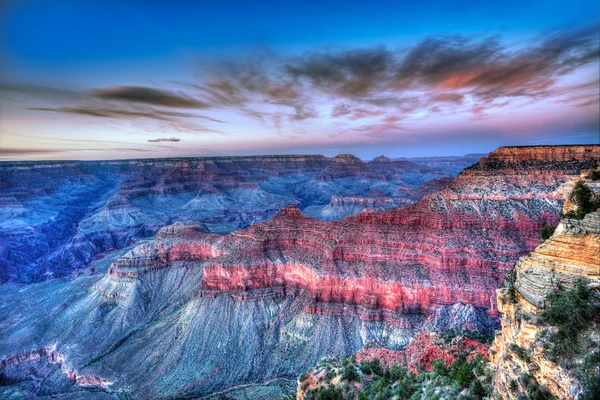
[1,0,599,160]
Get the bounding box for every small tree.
[587,170,600,181]
[343,365,359,382]
[539,225,556,243]
[318,384,342,400]
[539,279,598,359]
[359,360,372,375]
[569,181,596,218]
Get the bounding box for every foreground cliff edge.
[0,145,598,399]
[490,179,600,399]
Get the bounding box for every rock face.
[183,145,597,317]
[0,347,111,397]
[490,180,600,400]
[303,179,453,221]
[0,155,446,283]
[0,145,598,399]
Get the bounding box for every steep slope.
[0,145,597,399]
[303,178,453,221]
[490,176,600,399]
[192,145,598,316]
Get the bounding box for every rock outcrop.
[490,172,600,399]
[109,145,598,320]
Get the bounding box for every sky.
[0,0,599,160]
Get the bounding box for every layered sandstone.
[490,204,599,399]
[1,145,598,399]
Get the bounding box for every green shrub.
[470,378,487,398]
[318,384,342,400]
[370,358,384,376]
[509,343,531,363]
[432,360,449,377]
[579,350,600,400]
[527,382,554,400]
[539,225,556,243]
[568,181,599,218]
[451,356,474,387]
[342,365,359,382]
[539,279,598,359]
[359,360,372,375]
[587,170,600,181]
[388,364,407,382]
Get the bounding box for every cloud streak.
[147,137,181,142]
[90,85,210,108]
[194,26,598,136]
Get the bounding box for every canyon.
[0,145,598,399]
[0,154,449,283]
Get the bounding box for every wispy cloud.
[190,25,598,136]
[147,137,181,142]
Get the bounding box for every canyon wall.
[490,173,600,399]
[0,154,445,283]
[127,144,598,319]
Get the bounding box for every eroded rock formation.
[0,155,446,283]
[490,174,600,399]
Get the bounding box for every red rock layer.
[108,145,599,317]
[356,332,488,373]
[201,262,495,312]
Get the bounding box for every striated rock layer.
[490,190,600,400]
[107,145,599,317]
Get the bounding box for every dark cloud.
[90,85,210,108]
[284,47,394,97]
[0,81,82,102]
[4,26,598,142]
[353,115,405,137]
[29,106,224,134]
[430,92,464,104]
[331,103,386,120]
[148,137,181,142]
[0,148,64,155]
[173,26,598,139]
[29,106,197,120]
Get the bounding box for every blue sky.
[1,0,599,159]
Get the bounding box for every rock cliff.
[490,172,600,399]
